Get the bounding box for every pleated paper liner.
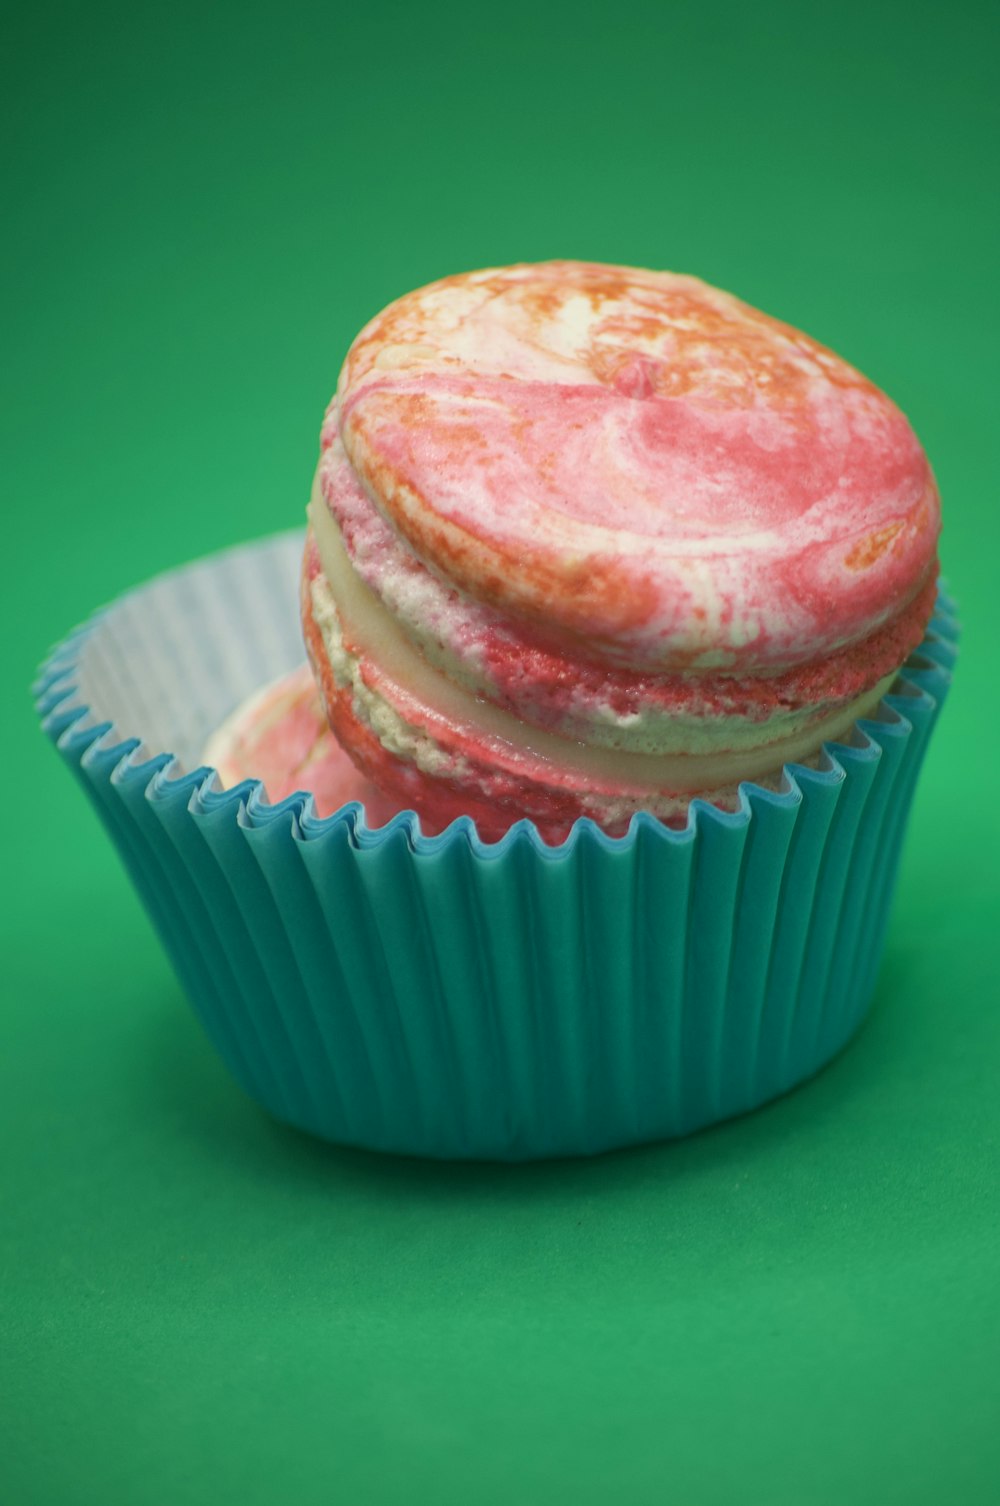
[35,531,958,1160]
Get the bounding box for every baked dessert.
[301,261,939,840]
[39,263,953,1156]
[202,663,396,822]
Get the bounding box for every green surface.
[4,1,998,1501]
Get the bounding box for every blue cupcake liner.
[35,531,958,1160]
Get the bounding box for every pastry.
[302,261,939,840]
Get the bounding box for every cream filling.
[308,495,894,794]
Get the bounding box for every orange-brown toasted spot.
[584,291,870,410]
[390,389,434,426]
[845,521,905,571]
[519,272,636,321]
[383,482,662,640]
[519,282,573,320]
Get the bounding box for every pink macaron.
[301,261,940,842]
[202,663,402,825]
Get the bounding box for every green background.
[4,1,998,1502]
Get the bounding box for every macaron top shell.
[335,261,939,673]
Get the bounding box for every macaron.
[302,261,940,841]
[202,663,401,826]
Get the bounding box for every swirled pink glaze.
[335,261,938,673]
